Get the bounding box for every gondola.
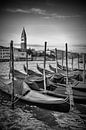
[1,77,85,105]
[50,62,86,75]
[11,69,27,80]
[72,82,86,92]
[56,62,78,71]
[11,69,86,92]
[23,65,42,77]
[11,69,57,91]
[37,63,54,76]
[49,64,83,81]
[57,63,86,81]
[24,63,86,92]
[46,86,86,104]
[23,64,66,87]
[50,74,86,92]
[38,63,75,77]
[0,78,70,113]
[49,64,57,73]
[37,64,84,86]
[24,78,86,104]
[25,74,64,91]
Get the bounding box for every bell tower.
[21,27,27,50]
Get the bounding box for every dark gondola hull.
[0,79,70,113]
[23,65,42,77]
[45,88,86,105]
[11,69,26,80]
[20,94,70,113]
[37,63,54,75]
[49,64,56,73]
[0,89,70,112]
[11,68,86,92]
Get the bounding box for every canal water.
[0,60,86,130]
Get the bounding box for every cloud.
[43,13,83,19]
[5,8,30,13]
[5,8,83,19]
[30,8,46,15]
[5,8,46,15]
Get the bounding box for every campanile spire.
[21,27,27,50]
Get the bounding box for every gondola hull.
[0,79,70,113]
[37,63,54,76]
[45,87,86,104]
[20,90,70,112]
[23,65,42,77]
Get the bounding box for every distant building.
[0,28,32,61]
[0,46,10,61]
[14,48,26,61]
[21,27,27,50]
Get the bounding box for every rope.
[11,90,30,105]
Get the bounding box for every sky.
[0,0,86,49]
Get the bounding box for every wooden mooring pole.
[43,42,47,92]
[65,43,74,111]
[26,49,28,75]
[83,53,85,83]
[65,43,68,85]
[55,48,58,73]
[10,40,15,109]
[9,43,12,79]
[78,53,79,70]
[71,55,73,71]
[62,51,64,69]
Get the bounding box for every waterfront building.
[0,46,10,61]
[0,28,32,61]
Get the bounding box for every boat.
[0,78,70,113]
[52,62,86,77]
[11,68,86,92]
[11,69,27,80]
[10,69,57,91]
[49,64,83,81]
[23,65,42,77]
[24,77,86,101]
[50,74,86,92]
[48,43,86,92]
[50,73,66,84]
[56,62,79,72]
[49,64,57,73]
[37,63,54,76]
[24,76,86,104]
[46,86,86,105]
[23,64,67,87]
[72,82,86,92]
[25,74,61,91]
[1,77,85,105]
